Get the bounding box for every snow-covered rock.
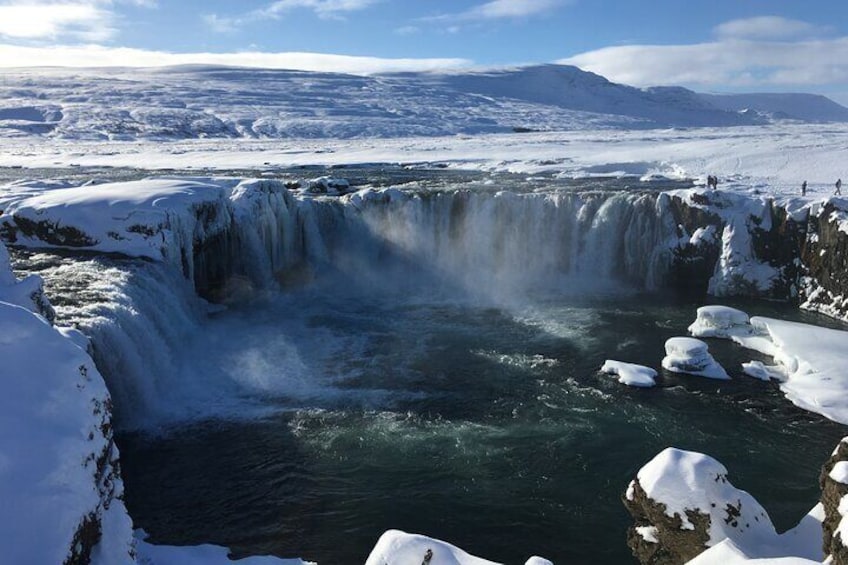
[364,530,498,565]
[624,448,822,564]
[600,360,657,388]
[0,240,134,564]
[364,530,553,565]
[688,305,751,339]
[302,176,352,195]
[662,337,730,380]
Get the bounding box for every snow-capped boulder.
[662,337,729,380]
[687,305,750,339]
[623,448,777,564]
[600,360,657,388]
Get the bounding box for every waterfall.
[12,184,680,429]
[306,188,678,300]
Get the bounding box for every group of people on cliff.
[800,178,841,196]
[707,175,842,196]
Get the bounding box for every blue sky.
[1,0,847,103]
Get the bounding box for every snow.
[829,462,848,485]
[636,526,660,544]
[662,337,730,380]
[364,530,499,565]
[600,359,657,387]
[690,306,848,424]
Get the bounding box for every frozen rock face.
[662,337,729,380]
[821,438,848,563]
[623,448,777,565]
[802,200,848,321]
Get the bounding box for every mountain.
[0,64,844,141]
[697,92,848,123]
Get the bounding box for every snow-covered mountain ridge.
[2,64,846,141]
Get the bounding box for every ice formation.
[600,360,657,388]
[661,337,730,380]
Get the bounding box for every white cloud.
[714,16,826,41]
[0,0,156,42]
[561,20,848,91]
[205,0,380,33]
[465,0,562,19]
[259,0,379,19]
[424,0,564,23]
[0,43,473,74]
[0,2,115,41]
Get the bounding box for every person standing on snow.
[802,180,807,196]
[837,179,843,195]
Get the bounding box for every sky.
[0,0,847,104]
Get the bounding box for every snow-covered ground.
[1,124,846,199]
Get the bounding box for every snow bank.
[662,337,730,380]
[0,240,134,564]
[600,360,657,387]
[364,530,551,565]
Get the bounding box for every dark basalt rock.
[821,439,848,563]
[623,478,712,565]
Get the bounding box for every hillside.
[0,64,846,141]
[698,92,848,122]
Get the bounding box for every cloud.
[205,0,380,33]
[0,43,473,74]
[561,17,848,90]
[423,0,565,23]
[714,16,827,41]
[0,0,155,42]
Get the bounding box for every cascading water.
[10,174,847,564]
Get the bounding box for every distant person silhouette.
[802,180,807,196]
[837,178,843,195]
